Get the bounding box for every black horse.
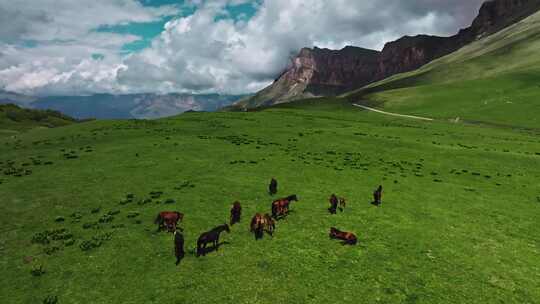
[268,178,278,195]
[372,185,383,206]
[174,230,185,265]
[329,194,338,214]
[196,224,230,257]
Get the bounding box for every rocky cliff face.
[235,0,540,110]
[234,46,380,108]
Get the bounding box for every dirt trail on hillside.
[352,103,434,121]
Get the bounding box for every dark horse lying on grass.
[230,201,242,226]
[250,213,275,240]
[197,224,230,257]
[329,227,357,245]
[174,229,185,265]
[271,195,298,219]
[155,211,184,232]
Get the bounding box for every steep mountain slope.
[347,10,540,129]
[234,0,540,110]
[233,46,380,108]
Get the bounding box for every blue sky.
[0,0,485,96]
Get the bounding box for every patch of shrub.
[98,214,114,223]
[79,232,113,252]
[137,198,152,205]
[43,246,60,255]
[32,229,72,244]
[54,216,65,223]
[32,232,50,245]
[164,198,176,204]
[149,191,163,199]
[82,222,97,229]
[70,212,83,222]
[127,212,139,218]
[50,229,72,241]
[91,207,101,214]
[31,265,45,276]
[43,295,58,304]
[64,239,75,247]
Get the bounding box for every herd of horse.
[154,179,384,265]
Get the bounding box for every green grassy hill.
[0,104,78,135]
[346,11,540,129]
[1,100,539,303]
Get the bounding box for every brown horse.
[329,194,338,214]
[329,227,357,245]
[271,195,298,219]
[250,213,275,240]
[329,195,346,213]
[372,185,383,206]
[174,229,185,265]
[268,178,278,195]
[155,211,184,232]
[196,224,230,257]
[339,197,346,212]
[230,201,242,226]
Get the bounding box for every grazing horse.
[197,224,230,257]
[230,201,242,226]
[155,211,184,232]
[250,213,276,240]
[329,194,338,214]
[174,230,185,265]
[372,185,383,206]
[329,227,357,245]
[339,197,346,212]
[271,195,298,219]
[268,178,278,195]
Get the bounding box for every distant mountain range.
[0,91,245,119]
[233,0,540,110]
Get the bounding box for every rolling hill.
[0,104,77,134]
[347,10,540,129]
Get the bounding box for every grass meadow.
[1,100,539,303]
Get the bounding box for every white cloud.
[0,0,486,96]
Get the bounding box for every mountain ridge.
[0,91,245,119]
[233,0,540,110]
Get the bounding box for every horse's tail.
[176,212,184,222]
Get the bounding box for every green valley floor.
[1,100,539,303]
